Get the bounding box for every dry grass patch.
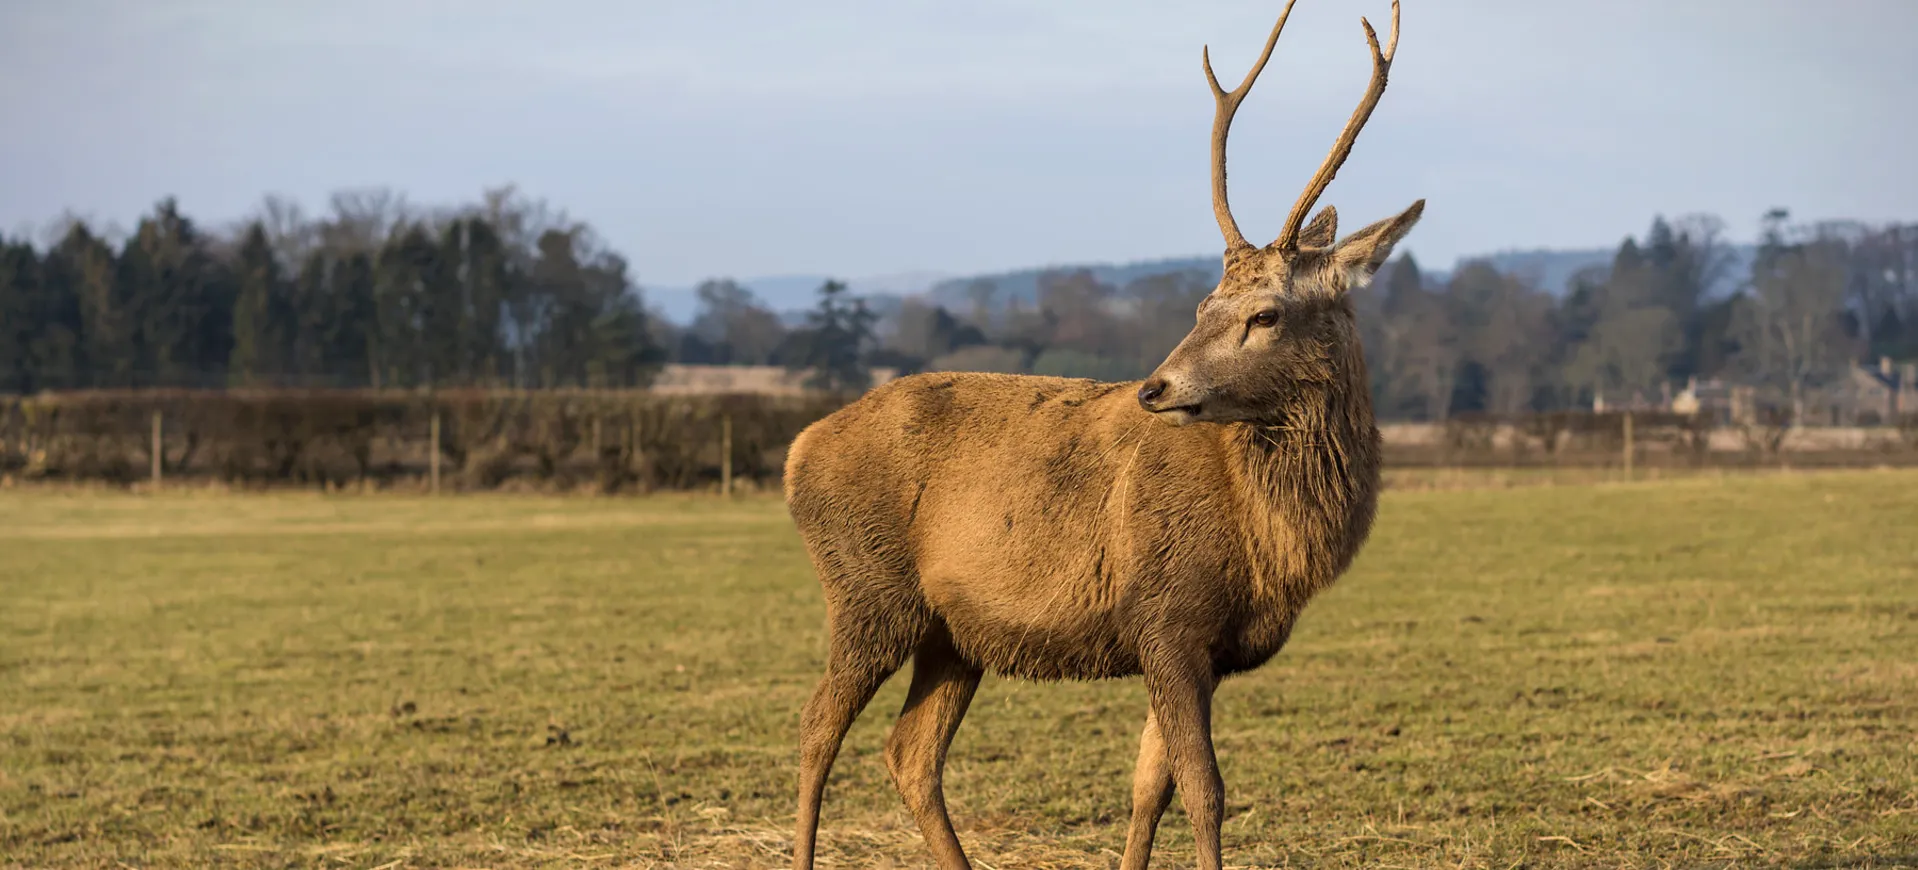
[2,471,1914,868]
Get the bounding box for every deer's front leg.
[1141,652,1223,870]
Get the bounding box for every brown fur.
[782,4,1423,868]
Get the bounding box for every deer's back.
[783,371,1142,542]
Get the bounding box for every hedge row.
[1390,408,1918,468]
[0,389,849,492]
[1441,410,1715,460]
[4,392,1915,491]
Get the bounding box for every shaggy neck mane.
[1221,352,1382,607]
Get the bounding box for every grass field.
[2,470,1915,869]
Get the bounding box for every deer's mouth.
[1152,403,1204,425]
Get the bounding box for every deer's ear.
[1326,199,1424,290]
[1298,206,1338,248]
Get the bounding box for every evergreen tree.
[413,223,464,385]
[116,200,231,387]
[443,217,512,385]
[581,254,665,387]
[374,224,441,387]
[788,280,878,393]
[46,223,124,387]
[0,237,35,392]
[528,229,589,386]
[229,222,290,386]
[20,240,83,391]
[329,252,379,387]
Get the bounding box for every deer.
[781,2,1422,868]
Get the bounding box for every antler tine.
[1273,0,1401,251]
[1204,0,1299,252]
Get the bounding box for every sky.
[2,0,1914,288]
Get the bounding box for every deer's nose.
[1137,378,1168,407]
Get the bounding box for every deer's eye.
[1249,310,1279,328]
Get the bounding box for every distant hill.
[643,271,947,325]
[1440,246,1755,298]
[924,256,1225,312]
[1421,249,1615,293]
[924,246,1759,313]
[640,244,1757,325]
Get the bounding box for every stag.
[783,2,1423,867]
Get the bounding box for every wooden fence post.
[429,408,442,495]
[1622,410,1635,480]
[628,408,641,480]
[150,409,163,489]
[720,413,733,497]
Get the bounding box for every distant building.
[1817,357,1916,425]
[1666,359,1914,427]
[1671,377,1755,425]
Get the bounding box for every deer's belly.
[920,568,1140,681]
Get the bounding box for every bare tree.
[691,279,785,365]
[1124,270,1214,374]
[1669,213,1737,302]
[885,297,942,362]
[886,298,983,365]
[253,194,317,270]
[1387,278,1459,419]
[1735,212,1855,421]
[1559,241,1684,406]
[1037,269,1123,359]
[323,187,411,252]
[963,278,997,331]
[1448,261,1551,414]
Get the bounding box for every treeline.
[6,191,1914,424]
[686,212,1916,421]
[1361,211,1917,421]
[0,188,871,395]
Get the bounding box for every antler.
[1203,0,1298,252]
[1273,0,1401,251]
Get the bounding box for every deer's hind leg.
[1118,709,1175,870]
[792,562,929,870]
[883,627,983,870]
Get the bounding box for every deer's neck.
[1222,365,1382,608]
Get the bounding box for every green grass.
[1,471,1915,869]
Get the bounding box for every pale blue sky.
[2,0,1913,287]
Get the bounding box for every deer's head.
[1139,0,1423,427]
